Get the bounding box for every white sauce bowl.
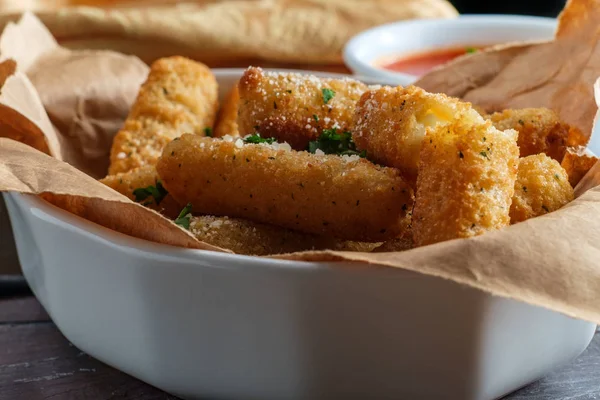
[343,15,557,85]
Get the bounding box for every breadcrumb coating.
[109,56,218,174]
[353,85,480,184]
[413,118,519,246]
[157,134,413,241]
[100,165,181,218]
[189,215,379,255]
[510,154,574,224]
[487,108,570,161]
[237,67,368,150]
[560,146,598,188]
[214,84,240,138]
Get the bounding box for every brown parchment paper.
[0,12,148,178]
[416,0,600,145]
[0,0,458,67]
[2,6,600,327]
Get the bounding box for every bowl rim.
[343,14,558,84]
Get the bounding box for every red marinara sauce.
[381,47,480,76]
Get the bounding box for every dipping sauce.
[380,47,481,76]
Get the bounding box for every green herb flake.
[313,114,319,122]
[322,88,336,104]
[480,151,488,159]
[204,127,212,137]
[244,133,276,145]
[554,174,560,180]
[518,119,525,126]
[133,181,168,205]
[174,203,193,230]
[466,47,477,54]
[307,128,365,157]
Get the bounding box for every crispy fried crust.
[372,228,414,252]
[487,108,570,161]
[412,120,519,246]
[108,56,218,174]
[99,165,181,218]
[510,154,574,224]
[190,215,378,255]
[561,146,598,188]
[353,85,478,184]
[157,134,413,241]
[214,84,240,138]
[237,67,368,150]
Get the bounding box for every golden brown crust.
[561,146,598,188]
[237,67,367,150]
[108,56,218,174]
[353,85,477,184]
[190,215,379,255]
[157,134,413,241]
[213,84,240,138]
[487,108,570,161]
[412,120,519,246]
[99,165,181,218]
[510,154,574,224]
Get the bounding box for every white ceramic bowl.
[343,15,557,85]
[3,69,596,400]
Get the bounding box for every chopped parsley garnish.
[313,114,319,122]
[466,47,478,54]
[244,133,276,145]
[204,127,212,137]
[174,203,193,230]
[307,128,365,157]
[322,88,336,104]
[133,181,168,205]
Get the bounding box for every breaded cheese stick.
[157,134,413,241]
[510,154,574,224]
[190,215,379,255]
[412,119,519,247]
[561,146,598,188]
[213,85,240,138]
[109,56,218,174]
[237,67,368,150]
[486,108,570,161]
[353,85,480,184]
[100,165,181,218]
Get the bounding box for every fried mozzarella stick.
[109,56,218,174]
[157,134,413,241]
[510,154,574,224]
[213,85,240,138]
[412,119,519,247]
[237,67,368,150]
[561,146,598,188]
[486,108,570,161]
[190,216,379,256]
[100,165,182,218]
[353,85,480,184]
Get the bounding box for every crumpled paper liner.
[0,12,148,178]
[0,0,458,66]
[416,0,600,145]
[2,6,600,327]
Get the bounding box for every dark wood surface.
[0,276,599,400]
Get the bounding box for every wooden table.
[0,276,599,399]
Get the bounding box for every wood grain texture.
[0,292,598,399]
[0,322,179,400]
